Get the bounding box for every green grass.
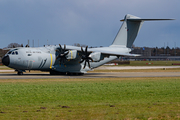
[127,61,180,66]
[0,66,13,70]
[0,77,180,119]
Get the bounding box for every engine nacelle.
[90,52,105,62]
[66,50,78,60]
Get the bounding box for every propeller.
[56,44,69,66]
[79,46,93,69]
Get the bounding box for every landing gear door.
[28,60,33,69]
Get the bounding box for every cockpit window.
[7,49,18,55]
[8,51,18,55]
[8,51,12,54]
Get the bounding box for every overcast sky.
[0,0,179,48]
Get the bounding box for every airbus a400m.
[2,14,173,75]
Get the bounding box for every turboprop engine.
[90,52,106,62]
[66,50,78,60]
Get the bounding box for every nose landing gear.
[17,71,23,75]
[15,70,24,75]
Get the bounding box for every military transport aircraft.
[2,14,173,75]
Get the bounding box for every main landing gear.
[50,70,66,75]
[50,70,84,76]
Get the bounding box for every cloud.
[0,0,179,48]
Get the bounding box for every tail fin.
[111,14,174,48]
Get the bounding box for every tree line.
[151,46,180,56]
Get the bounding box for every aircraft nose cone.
[2,55,10,66]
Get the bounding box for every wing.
[88,47,140,57]
[63,45,140,57]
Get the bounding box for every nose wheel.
[15,70,24,75]
[17,71,23,75]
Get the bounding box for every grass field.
[0,66,12,70]
[123,61,180,66]
[0,77,179,119]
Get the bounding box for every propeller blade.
[81,47,85,54]
[56,44,70,66]
[87,60,91,68]
[64,51,69,56]
[56,49,60,53]
[80,46,94,69]
[83,61,87,69]
[85,46,88,54]
[59,44,62,49]
[56,54,61,60]
[87,52,92,56]
[79,59,84,63]
[88,57,94,62]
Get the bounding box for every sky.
[0,0,179,48]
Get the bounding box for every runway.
[0,66,180,79]
[1,66,180,73]
[97,66,180,70]
[1,71,180,79]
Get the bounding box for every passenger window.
[28,54,32,56]
[15,51,18,55]
[12,52,15,55]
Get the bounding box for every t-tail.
[110,14,174,48]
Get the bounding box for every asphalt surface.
[97,66,180,70]
[0,72,180,79]
[0,66,180,79]
[1,66,180,73]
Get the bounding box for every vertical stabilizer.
[111,14,144,48]
[111,14,174,48]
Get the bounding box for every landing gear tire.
[67,72,84,76]
[17,72,23,75]
[78,73,84,76]
[50,70,66,75]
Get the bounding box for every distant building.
[131,47,152,57]
[126,47,180,61]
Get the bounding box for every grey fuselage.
[3,45,118,73]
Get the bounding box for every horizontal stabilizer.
[121,18,175,21]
